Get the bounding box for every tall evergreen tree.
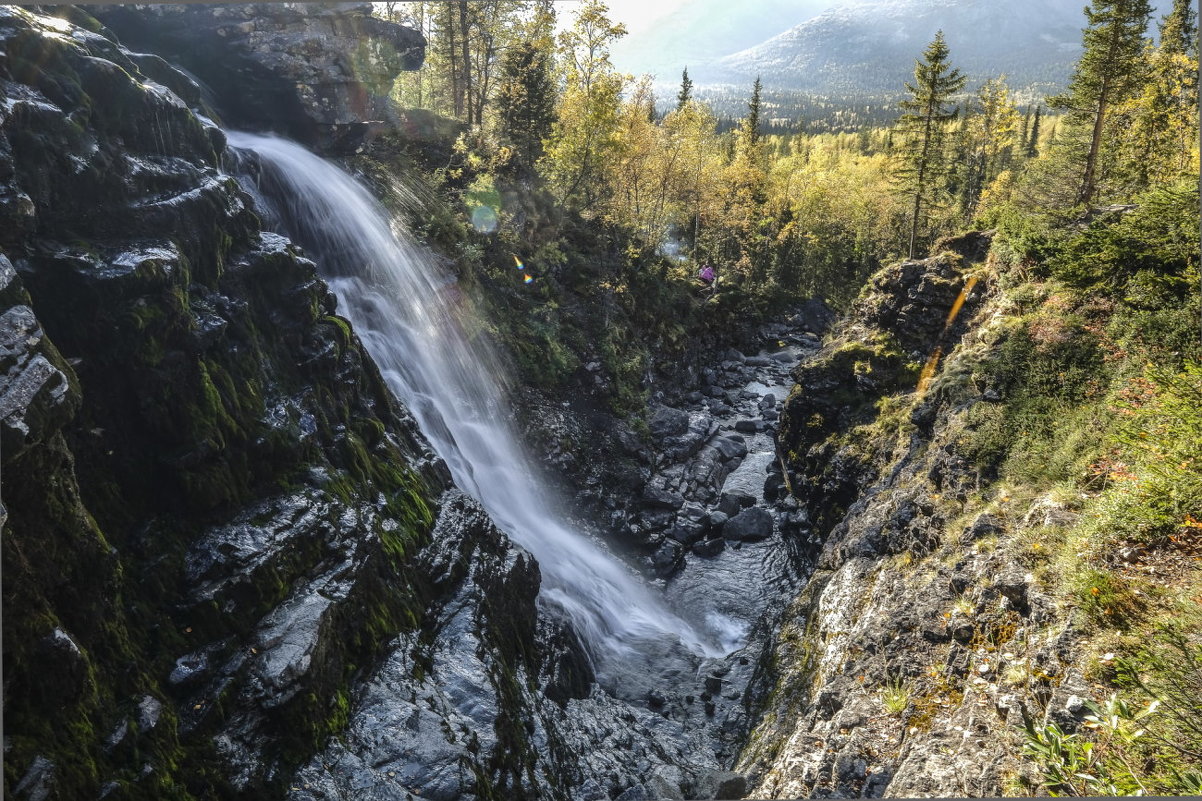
[1159,0,1198,56]
[1049,0,1152,205]
[893,31,966,258]
[1118,0,1199,188]
[1027,105,1042,158]
[495,40,556,174]
[745,76,763,145]
[677,67,693,111]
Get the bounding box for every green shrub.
[1073,568,1143,628]
[1048,182,1200,290]
[1082,363,1202,545]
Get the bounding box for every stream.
[228,131,824,799]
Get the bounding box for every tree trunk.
[1077,76,1111,205]
[458,1,473,126]
[909,99,936,259]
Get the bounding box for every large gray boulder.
[723,507,774,542]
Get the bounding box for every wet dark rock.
[616,783,652,801]
[692,538,725,557]
[723,507,774,542]
[649,404,690,438]
[95,3,425,152]
[713,434,748,461]
[652,540,685,576]
[0,257,78,458]
[733,419,759,433]
[642,484,685,510]
[660,411,719,461]
[678,500,708,524]
[718,491,755,517]
[1,9,447,794]
[169,649,214,687]
[667,519,706,545]
[763,472,787,501]
[13,755,55,801]
[707,510,729,529]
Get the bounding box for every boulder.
[648,405,690,439]
[718,491,754,517]
[712,435,748,461]
[641,485,685,510]
[651,541,684,576]
[723,507,773,542]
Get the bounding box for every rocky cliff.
[92,2,424,152]
[0,7,595,800]
[734,234,1100,796]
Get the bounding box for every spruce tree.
[1027,105,1042,158]
[1159,0,1198,57]
[495,40,556,174]
[677,67,693,111]
[745,77,762,145]
[893,31,966,258]
[1120,0,1198,189]
[1049,0,1152,205]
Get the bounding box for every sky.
[554,0,691,35]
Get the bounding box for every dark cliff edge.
[92,2,425,153]
[0,7,590,800]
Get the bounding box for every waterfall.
[226,132,725,659]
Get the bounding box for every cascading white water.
[227,132,732,659]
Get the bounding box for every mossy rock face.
[778,244,993,537]
[2,9,443,798]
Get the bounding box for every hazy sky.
[555,0,691,35]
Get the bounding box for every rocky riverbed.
[285,312,838,801]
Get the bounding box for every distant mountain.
[610,0,835,84]
[717,0,1168,97]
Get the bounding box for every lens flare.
[523,273,534,285]
[470,205,498,233]
[513,254,524,269]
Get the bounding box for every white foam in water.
[226,132,740,659]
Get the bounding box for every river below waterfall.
[227,131,825,800]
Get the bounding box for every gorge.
[3,3,1199,801]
